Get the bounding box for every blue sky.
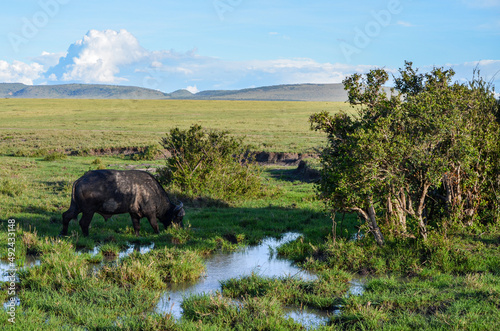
[1,0,499,93]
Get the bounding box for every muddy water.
[156,233,332,328]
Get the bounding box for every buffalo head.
[162,201,185,227]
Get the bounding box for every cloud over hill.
[0,29,385,92]
[0,29,499,93]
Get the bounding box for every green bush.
[131,144,161,161]
[158,124,263,201]
[42,151,67,161]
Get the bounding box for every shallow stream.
[157,233,329,328]
[1,233,364,328]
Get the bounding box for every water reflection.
[1,255,41,311]
[0,255,41,282]
[157,233,320,326]
[349,278,365,296]
[77,242,155,260]
[284,307,330,330]
[118,243,155,258]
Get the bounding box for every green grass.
[0,99,354,154]
[335,273,500,330]
[0,154,343,329]
[221,269,351,310]
[1,99,500,329]
[0,155,337,250]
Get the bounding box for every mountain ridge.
[0,82,351,102]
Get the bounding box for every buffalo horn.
[174,201,183,211]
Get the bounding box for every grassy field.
[0,99,354,155]
[1,99,499,330]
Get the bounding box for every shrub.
[158,124,263,201]
[131,144,161,161]
[91,158,106,169]
[43,151,67,161]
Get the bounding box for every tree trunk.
[367,198,385,246]
[351,197,385,246]
[395,184,429,240]
[416,182,431,241]
[394,187,408,234]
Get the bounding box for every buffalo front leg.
[130,213,142,236]
[147,216,160,234]
[79,212,94,237]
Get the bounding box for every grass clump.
[20,249,90,292]
[21,231,74,256]
[133,246,205,283]
[181,292,304,330]
[99,243,120,258]
[99,246,205,287]
[0,177,25,197]
[221,270,350,310]
[90,157,106,169]
[42,151,67,161]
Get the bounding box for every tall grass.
[99,247,205,286]
[221,269,350,310]
[181,292,305,330]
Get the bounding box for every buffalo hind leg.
[61,206,79,235]
[79,212,94,237]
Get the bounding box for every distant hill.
[0,83,166,99]
[0,82,355,102]
[178,84,350,101]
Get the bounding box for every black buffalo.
[61,169,184,236]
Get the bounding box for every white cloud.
[151,61,163,68]
[30,51,66,70]
[456,60,500,82]
[47,29,147,83]
[0,60,44,85]
[186,85,199,94]
[268,31,291,40]
[1,29,499,93]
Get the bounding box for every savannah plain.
[1,98,500,330]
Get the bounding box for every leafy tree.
[311,62,500,245]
